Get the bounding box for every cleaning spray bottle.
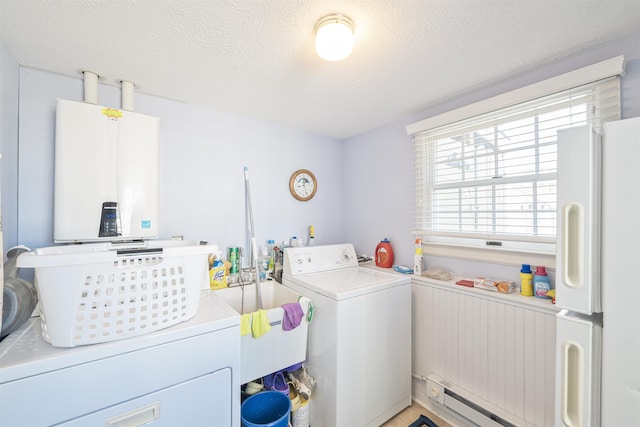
[413,239,424,275]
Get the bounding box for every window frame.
[407,57,625,266]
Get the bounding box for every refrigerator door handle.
[561,340,584,427]
[562,203,583,289]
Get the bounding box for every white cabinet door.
[556,126,601,315]
[555,310,601,427]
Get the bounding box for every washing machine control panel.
[283,243,358,275]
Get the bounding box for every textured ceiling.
[1,0,639,139]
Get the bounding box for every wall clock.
[289,169,317,201]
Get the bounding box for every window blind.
[413,76,620,251]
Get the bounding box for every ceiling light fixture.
[314,14,354,61]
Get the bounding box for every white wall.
[344,32,640,278]
[342,122,413,261]
[0,42,19,251]
[15,68,345,260]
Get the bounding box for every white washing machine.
[282,243,411,427]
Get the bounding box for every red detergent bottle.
[375,238,394,268]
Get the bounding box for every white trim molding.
[406,55,626,136]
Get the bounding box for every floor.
[380,401,455,427]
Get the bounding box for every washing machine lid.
[284,267,409,300]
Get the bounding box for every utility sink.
[215,280,310,384]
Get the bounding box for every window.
[409,61,622,259]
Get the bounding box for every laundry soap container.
[375,238,394,268]
[533,266,551,299]
[520,264,533,296]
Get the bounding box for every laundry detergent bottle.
[375,238,394,268]
[520,264,533,296]
[533,266,551,299]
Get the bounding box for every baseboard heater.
[426,374,534,427]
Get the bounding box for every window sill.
[360,264,559,315]
[422,241,556,269]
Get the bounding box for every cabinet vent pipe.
[121,80,135,111]
[83,70,99,104]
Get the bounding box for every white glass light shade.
[315,15,354,61]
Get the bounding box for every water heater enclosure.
[54,99,159,242]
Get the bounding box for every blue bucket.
[241,390,291,427]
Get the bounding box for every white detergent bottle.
[413,239,424,275]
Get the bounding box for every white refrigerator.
[555,116,640,427]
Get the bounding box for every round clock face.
[289,169,317,201]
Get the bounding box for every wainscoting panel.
[412,279,559,427]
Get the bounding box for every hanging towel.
[240,313,252,336]
[281,302,304,331]
[251,309,272,338]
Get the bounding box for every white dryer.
[282,243,411,427]
[0,292,241,427]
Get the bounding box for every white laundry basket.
[17,240,216,347]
